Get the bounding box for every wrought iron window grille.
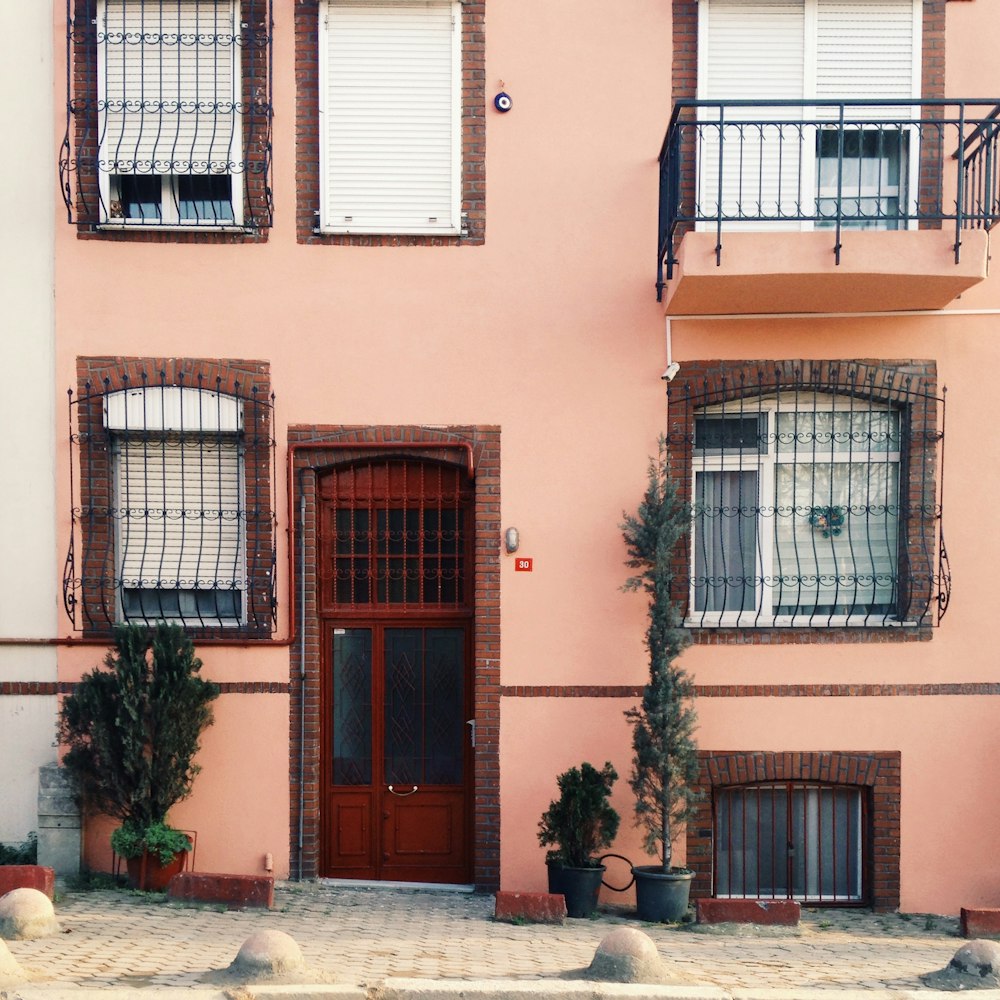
[64,369,277,636]
[657,99,1000,297]
[61,0,274,233]
[669,362,948,629]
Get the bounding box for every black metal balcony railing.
[657,99,1000,299]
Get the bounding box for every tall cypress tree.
[622,438,700,872]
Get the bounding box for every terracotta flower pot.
[125,849,186,892]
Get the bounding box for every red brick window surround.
[668,359,947,643]
[63,0,273,241]
[295,0,485,246]
[686,751,901,912]
[287,425,500,887]
[66,357,275,639]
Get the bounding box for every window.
[63,0,273,231]
[107,387,245,624]
[696,0,921,227]
[693,393,900,623]
[672,362,948,631]
[715,783,865,903]
[65,363,275,636]
[318,0,462,235]
[816,127,908,229]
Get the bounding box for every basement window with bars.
[672,363,948,629]
[715,783,866,904]
[62,0,273,231]
[65,372,276,635]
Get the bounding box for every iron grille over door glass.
[61,0,273,231]
[669,362,948,629]
[64,367,276,636]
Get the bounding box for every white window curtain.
[319,0,461,234]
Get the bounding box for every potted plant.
[59,622,219,890]
[538,761,620,917]
[621,439,701,922]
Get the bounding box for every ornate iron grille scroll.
[668,362,948,629]
[64,369,276,636]
[61,0,273,231]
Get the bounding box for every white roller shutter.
[815,1,919,105]
[116,436,244,592]
[99,0,239,173]
[320,0,461,234]
[698,1,806,222]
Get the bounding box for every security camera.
[662,362,680,381]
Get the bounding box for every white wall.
[0,0,57,844]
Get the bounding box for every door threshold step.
[317,878,475,893]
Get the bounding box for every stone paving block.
[494,890,567,923]
[960,906,1000,938]
[0,864,56,899]
[696,899,800,926]
[167,871,275,909]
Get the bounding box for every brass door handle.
[387,784,418,797]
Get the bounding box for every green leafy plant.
[0,832,37,866]
[59,622,219,862]
[538,761,620,869]
[621,438,701,873]
[110,820,191,864]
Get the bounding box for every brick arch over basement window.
[686,750,901,912]
[287,424,500,887]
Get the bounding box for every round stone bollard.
[922,939,1000,990]
[588,927,669,983]
[0,937,27,985]
[230,929,305,976]
[0,887,59,941]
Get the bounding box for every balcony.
[657,100,1000,314]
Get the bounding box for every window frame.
[668,360,948,636]
[690,392,904,628]
[316,0,464,236]
[64,361,276,639]
[107,386,248,627]
[694,0,923,232]
[94,0,245,231]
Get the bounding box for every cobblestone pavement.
[2,882,974,993]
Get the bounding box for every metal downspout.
[297,477,307,881]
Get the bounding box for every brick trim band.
[0,681,289,696]
[501,683,1000,698]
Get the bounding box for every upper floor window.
[65,364,276,637]
[670,361,948,632]
[696,0,921,228]
[317,0,462,235]
[62,0,273,233]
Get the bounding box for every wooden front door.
[318,460,473,883]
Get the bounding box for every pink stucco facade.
[41,0,1000,914]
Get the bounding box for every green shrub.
[538,761,620,868]
[0,832,37,866]
[111,821,191,864]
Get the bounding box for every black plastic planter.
[547,861,606,918]
[632,866,693,922]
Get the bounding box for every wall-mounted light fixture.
[504,527,520,553]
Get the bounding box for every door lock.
[467,718,476,748]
